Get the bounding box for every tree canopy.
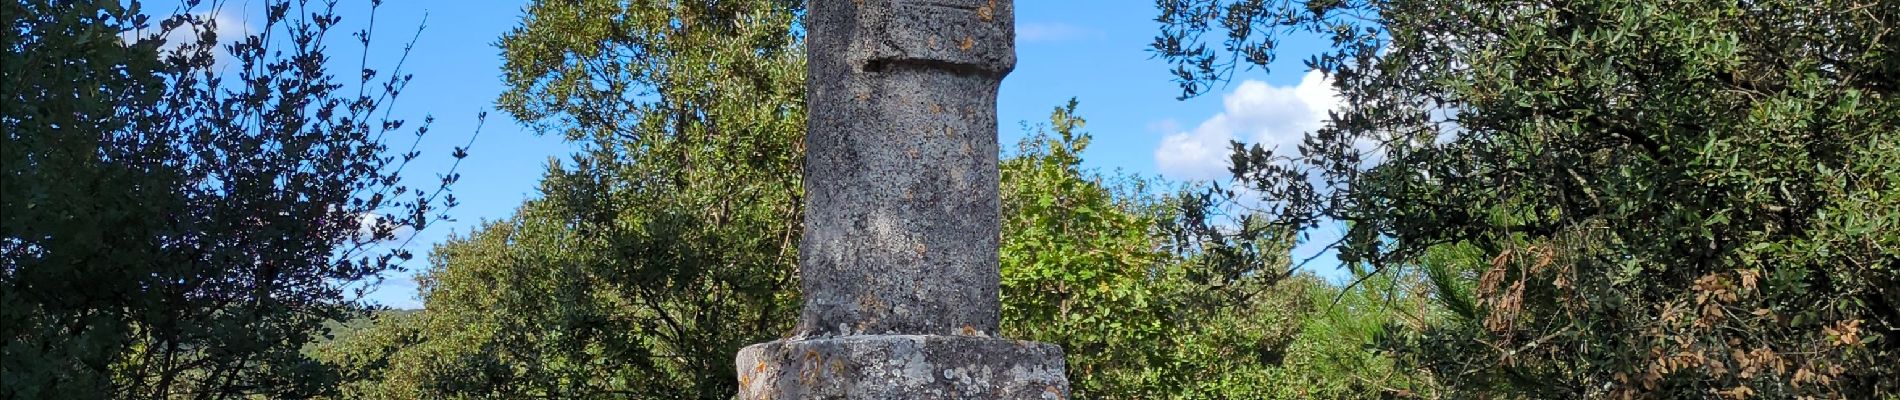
[315,0,806,398]
[1157,0,1899,396]
[3,0,465,398]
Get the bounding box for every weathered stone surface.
[798,0,1017,337]
[736,335,1069,399]
[735,0,1068,397]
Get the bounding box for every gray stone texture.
[736,0,1069,398]
[798,0,1015,337]
[737,335,1068,399]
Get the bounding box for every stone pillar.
[734,0,1070,398]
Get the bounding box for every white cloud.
[355,212,417,244]
[1155,70,1342,181]
[122,6,255,68]
[1017,22,1101,43]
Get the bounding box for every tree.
[1000,101,1189,397]
[312,310,425,399]
[1000,101,1417,399]
[314,0,806,398]
[1275,268,1437,399]
[1157,0,1899,397]
[494,0,805,396]
[2,0,464,398]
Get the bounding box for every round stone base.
[735,335,1069,399]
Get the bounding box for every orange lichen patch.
[958,36,974,51]
[977,0,995,22]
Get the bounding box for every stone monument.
[733,0,1071,398]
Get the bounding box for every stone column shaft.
[797,0,1014,338]
[737,0,1069,398]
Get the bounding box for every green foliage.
[1000,101,1184,397]
[315,0,804,398]
[1159,0,1900,397]
[1000,101,1422,399]
[1273,270,1435,399]
[313,311,425,399]
[2,0,461,398]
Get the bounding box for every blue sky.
[160,1,1345,309]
